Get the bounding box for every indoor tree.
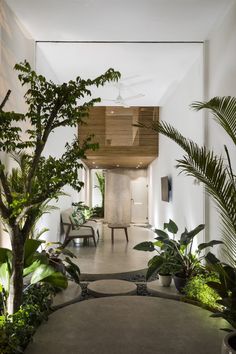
[0,61,120,313]
[136,96,236,264]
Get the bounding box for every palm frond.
[176,151,236,262]
[191,96,236,146]
[137,113,236,262]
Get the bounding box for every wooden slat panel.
[78,106,159,169]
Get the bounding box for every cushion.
[71,210,85,228]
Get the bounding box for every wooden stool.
[108,224,129,243]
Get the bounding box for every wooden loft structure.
[78,106,159,169]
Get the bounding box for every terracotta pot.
[222,332,236,354]
[159,274,172,287]
[173,274,187,293]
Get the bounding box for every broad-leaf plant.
[134,219,222,280]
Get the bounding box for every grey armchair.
[61,208,99,248]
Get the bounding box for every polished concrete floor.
[67,224,154,278]
[26,225,229,354]
[26,296,228,354]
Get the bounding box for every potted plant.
[158,221,223,293]
[205,252,236,353]
[158,263,173,287]
[134,224,176,285]
[134,219,222,293]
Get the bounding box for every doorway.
[105,169,148,224]
[130,172,148,224]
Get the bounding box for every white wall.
[35,47,87,243]
[148,1,236,251]
[205,2,236,245]
[0,0,34,112]
[38,125,83,243]
[148,55,205,245]
[0,0,35,247]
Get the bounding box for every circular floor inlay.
[147,279,183,300]
[52,281,82,309]
[87,279,137,297]
[25,296,229,354]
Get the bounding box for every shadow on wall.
[0,1,34,112]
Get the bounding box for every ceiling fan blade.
[124,94,145,101]
[102,99,117,102]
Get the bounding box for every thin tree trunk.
[8,229,25,314]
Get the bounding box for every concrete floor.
[26,225,229,354]
[67,224,154,278]
[26,296,228,354]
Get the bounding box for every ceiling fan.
[102,88,145,107]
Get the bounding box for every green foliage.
[134,219,222,280]
[206,252,236,329]
[94,172,105,216]
[0,60,120,313]
[92,205,104,218]
[42,243,80,285]
[95,172,105,198]
[136,96,236,265]
[183,273,221,310]
[72,202,93,225]
[0,239,70,311]
[0,283,54,353]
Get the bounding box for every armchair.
[61,208,99,248]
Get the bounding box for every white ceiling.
[5,0,233,41]
[36,42,202,106]
[5,0,234,106]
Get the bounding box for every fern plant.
[136,96,236,265]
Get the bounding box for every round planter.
[159,274,172,287]
[173,274,187,293]
[222,332,236,354]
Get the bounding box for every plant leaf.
[164,219,178,234]
[24,239,44,266]
[146,255,164,280]
[205,252,221,265]
[154,229,169,239]
[198,240,223,251]
[0,262,11,293]
[30,264,57,284]
[133,242,155,252]
[43,273,68,289]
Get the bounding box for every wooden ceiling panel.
[78,106,159,169]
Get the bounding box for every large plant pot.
[222,332,236,354]
[173,274,187,293]
[159,274,172,287]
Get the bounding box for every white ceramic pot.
[159,274,172,287]
[222,332,236,354]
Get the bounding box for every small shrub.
[0,283,55,354]
[183,273,221,310]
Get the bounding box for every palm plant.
[136,96,236,265]
[3,152,63,239]
[94,172,105,217]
